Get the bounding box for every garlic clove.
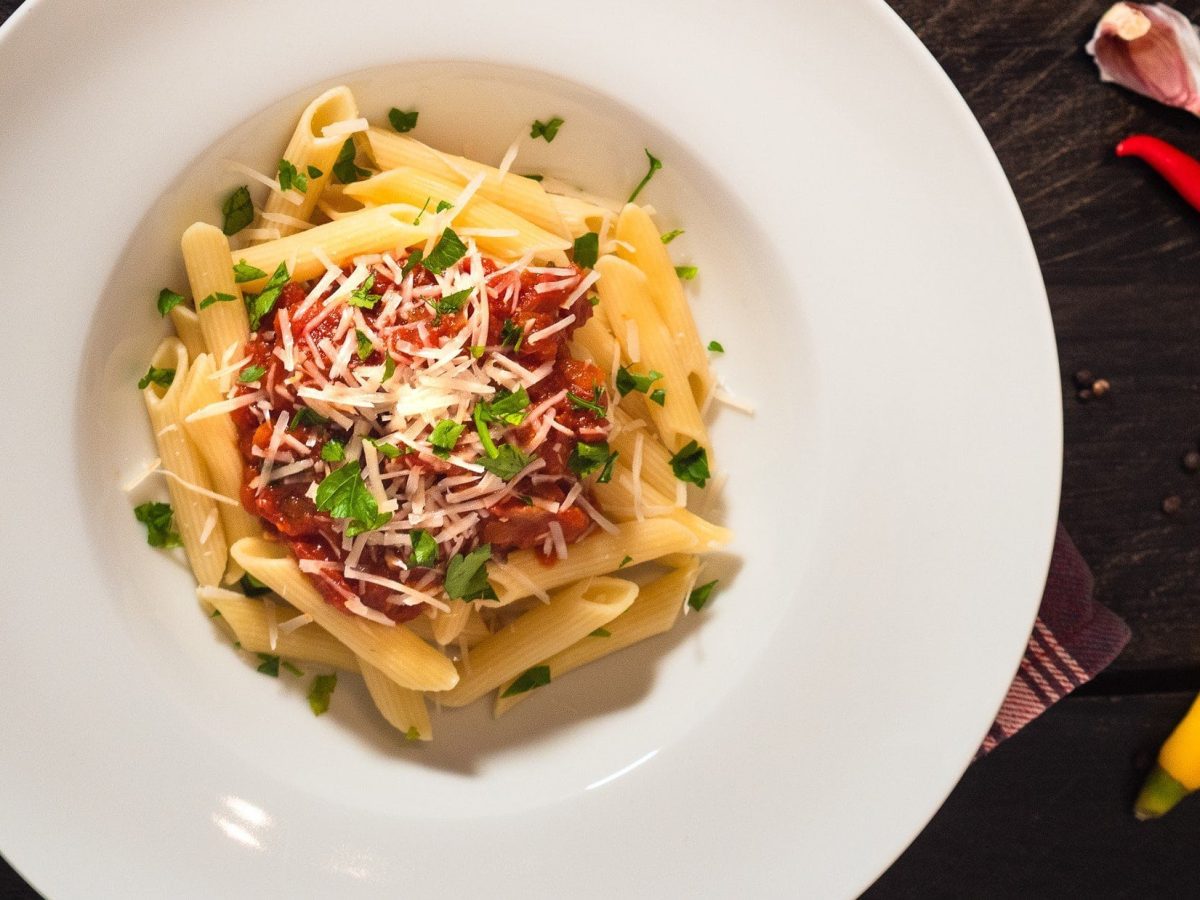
[1087,2,1200,116]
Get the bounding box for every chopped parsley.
[388,107,419,132]
[382,355,397,382]
[649,388,666,406]
[320,440,345,462]
[501,665,551,697]
[572,232,599,269]
[277,158,308,194]
[428,419,465,458]
[628,149,662,202]
[517,495,533,506]
[477,387,531,426]
[688,580,718,612]
[282,660,304,677]
[499,318,524,350]
[567,390,606,415]
[410,529,438,567]
[238,364,266,383]
[405,725,421,741]
[307,165,322,180]
[469,345,486,359]
[530,116,564,142]
[307,674,337,715]
[669,440,710,488]
[245,261,289,329]
[221,185,254,236]
[435,199,453,213]
[356,329,374,360]
[239,573,271,596]
[617,555,633,569]
[367,437,401,459]
[707,340,725,353]
[590,628,612,638]
[233,260,267,283]
[661,228,685,244]
[290,407,329,429]
[422,228,468,274]
[138,366,175,390]
[332,139,369,184]
[675,265,698,281]
[522,173,544,182]
[568,441,617,482]
[478,444,535,480]
[314,462,392,537]
[198,291,236,310]
[156,288,185,317]
[615,366,663,397]
[412,197,431,225]
[401,249,424,277]
[444,544,497,600]
[256,653,281,677]
[427,285,472,323]
[347,273,379,309]
[133,501,182,548]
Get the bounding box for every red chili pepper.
[1117,134,1200,213]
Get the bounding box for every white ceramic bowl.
[0,1,1060,896]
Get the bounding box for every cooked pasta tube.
[169,305,205,360]
[486,515,726,604]
[142,338,228,586]
[344,167,570,259]
[439,577,638,708]
[230,538,459,691]
[595,255,708,453]
[364,127,569,237]
[495,559,699,716]
[550,194,611,238]
[182,223,250,364]
[609,407,679,500]
[179,354,262,576]
[360,662,432,740]
[431,599,472,646]
[231,204,433,290]
[615,204,714,408]
[255,85,360,240]
[202,589,359,670]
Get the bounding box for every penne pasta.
[438,577,638,708]
[494,559,699,715]
[169,305,205,361]
[230,538,459,692]
[360,661,432,740]
[203,590,359,670]
[142,338,228,586]
[431,599,472,646]
[182,223,250,365]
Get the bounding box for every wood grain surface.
[4,0,1200,897]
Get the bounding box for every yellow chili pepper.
[1135,692,1200,819]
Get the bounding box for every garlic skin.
[1087,3,1200,116]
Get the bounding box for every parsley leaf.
[618,555,633,568]
[401,249,424,277]
[290,407,329,429]
[628,149,662,202]
[428,420,465,458]
[382,355,396,383]
[367,437,401,459]
[356,329,374,360]
[332,139,369,184]
[307,674,337,715]
[523,173,544,182]
[347,273,379,309]
[277,158,307,194]
[307,165,322,180]
[661,228,685,244]
[198,291,236,310]
[499,318,524,350]
[320,440,345,462]
[422,228,468,274]
[221,185,254,236]
[501,665,551,697]
[649,388,666,406]
[568,441,617,480]
[567,391,605,415]
[232,260,267,283]
[590,628,612,638]
[707,340,725,353]
[314,462,392,537]
[410,529,438,567]
[473,404,499,458]
[138,366,175,390]
[157,288,185,317]
[615,366,663,397]
[412,196,431,225]
[675,265,698,281]
[444,544,497,600]
[572,232,599,269]
[688,579,718,612]
[256,653,281,677]
[427,286,472,323]
[239,364,266,383]
[245,261,289,330]
[478,444,535,480]
[282,660,304,677]
[133,501,182,548]
[388,107,419,132]
[669,440,710,488]
[435,199,453,213]
[517,495,533,506]
[477,387,530,426]
[530,117,564,142]
[469,345,486,359]
[239,573,271,597]
[405,725,422,741]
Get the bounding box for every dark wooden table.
[5,0,1200,896]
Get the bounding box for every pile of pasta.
[138,85,731,740]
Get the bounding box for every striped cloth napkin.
[978,525,1130,756]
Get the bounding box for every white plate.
[0,0,1060,896]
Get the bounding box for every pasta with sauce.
[129,85,735,740]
